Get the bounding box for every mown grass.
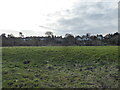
[2,46,119,88]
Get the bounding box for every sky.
[0,0,119,37]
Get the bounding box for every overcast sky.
[0,0,119,37]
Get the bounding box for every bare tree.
[45,31,53,37]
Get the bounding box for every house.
[97,35,103,40]
[40,37,46,41]
[104,34,112,39]
[81,35,91,41]
[55,36,63,42]
[75,36,82,41]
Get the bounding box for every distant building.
[104,34,112,39]
[81,35,91,41]
[97,35,103,40]
[75,36,82,41]
[54,36,63,42]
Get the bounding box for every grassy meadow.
[2,46,119,88]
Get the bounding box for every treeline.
[0,32,120,46]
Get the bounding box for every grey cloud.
[53,2,118,36]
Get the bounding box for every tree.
[86,33,90,37]
[65,33,74,38]
[1,33,6,38]
[113,32,119,36]
[19,32,24,38]
[45,31,53,37]
[65,33,75,45]
[8,34,15,38]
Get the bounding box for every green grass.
[2,46,119,88]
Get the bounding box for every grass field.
[2,46,119,88]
